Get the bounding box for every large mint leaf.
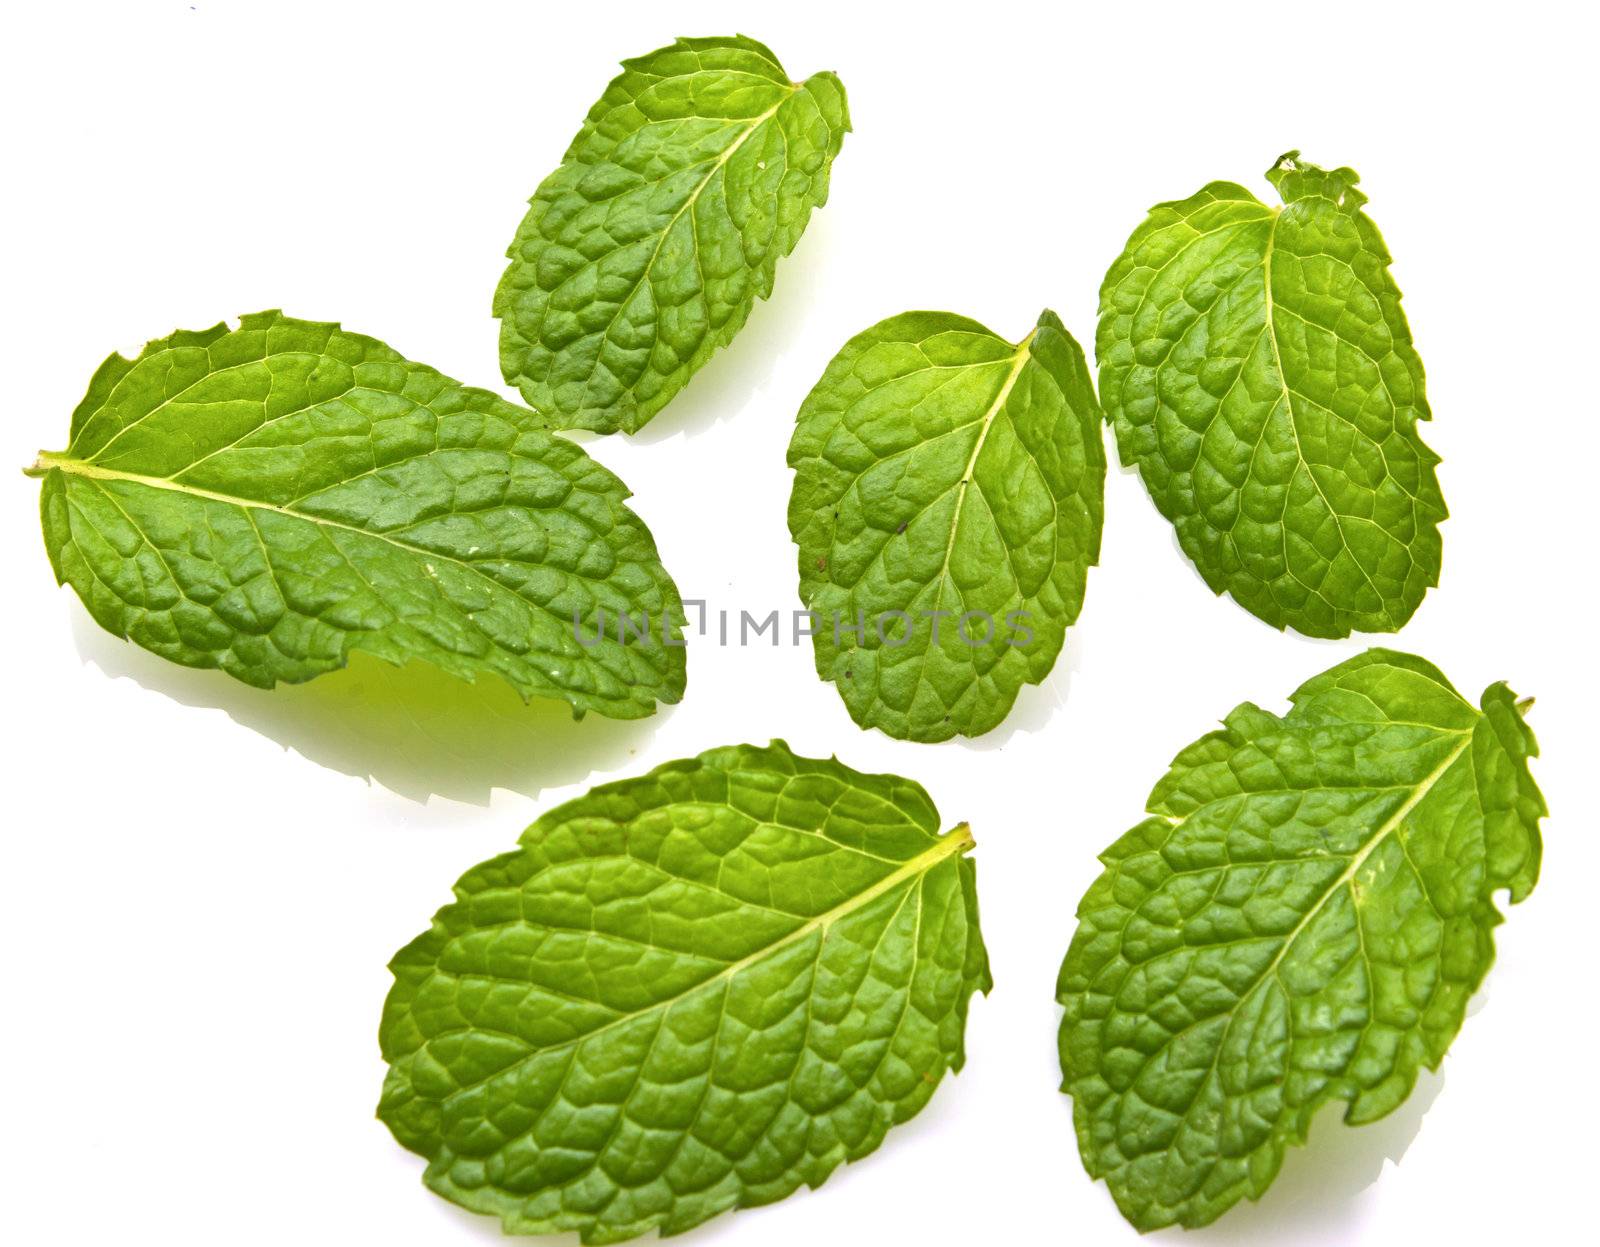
[495,35,849,434]
[29,311,685,718]
[379,741,989,1242]
[1097,152,1446,637]
[787,310,1104,742]
[1056,649,1544,1230]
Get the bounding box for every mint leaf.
[495,35,849,434]
[787,310,1105,742]
[1056,649,1544,1230]
[30,311,685,718]
[1097,152,1446,637]
[379,741,989,1242]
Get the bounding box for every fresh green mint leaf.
[379,740,989,1242]
[787,310,1105,742]
[495,35,850,434]
[30,311,685,718]
[1097,152,1446,637]
[1056,649,1544,1230]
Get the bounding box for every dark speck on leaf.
[896,520,908,534]
[816,557,827,570]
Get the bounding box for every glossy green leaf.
[495,35,850,434]
[1056,649,1544,1230]
[787,310,1104,742]
[1097,152,1446,637]
[30,311,685,718]
[379,741,989,1242]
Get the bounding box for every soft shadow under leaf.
[1158,1071,1445,1244]
[70,606,662,804]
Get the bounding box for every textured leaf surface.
[32,311,685,717]
[1056,650,1544,1229]
[379,741,989,1242]
[496,35,849,434]
[788,310,1105,742]
[1097,152,1445,637]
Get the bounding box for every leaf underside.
[1096,152,1446,638]
[496,34,850,434]
[1056,649,1544,1230]
[379,741,989,1243]
[34,311,685,718]
[788,309,1105,742]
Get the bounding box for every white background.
[3,2,1595,1243]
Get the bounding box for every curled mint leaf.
[1097,152,1446,637]
[29,311,685,718]
[495,35,850,435]
[379,741,989,1242]
[787,310,1105,742]
[1056,649,1544,1230]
